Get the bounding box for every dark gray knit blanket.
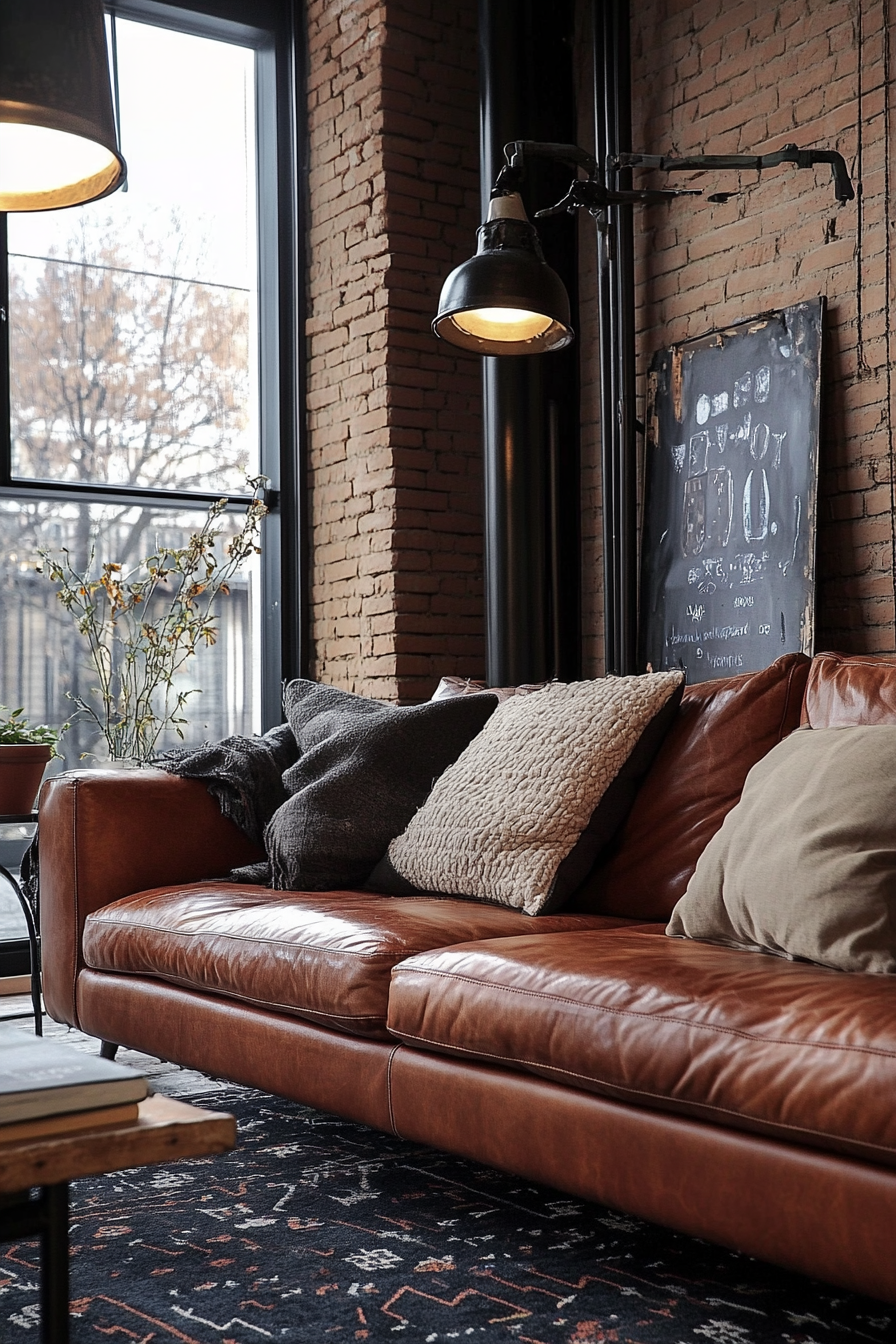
[161,679,497,891]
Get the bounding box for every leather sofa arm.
[38,768,264,1029]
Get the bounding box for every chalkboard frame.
[639,299,823,683]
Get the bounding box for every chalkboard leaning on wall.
[639,299,822,684]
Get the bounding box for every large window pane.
[0,499,261,767]
[7,19,258,495]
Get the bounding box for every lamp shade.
[433,194,574,356]
[0,0,126,212]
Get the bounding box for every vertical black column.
[481,358,546,685]
[0,215,10,489]
[593,0,638,675]
[479,0,579,686]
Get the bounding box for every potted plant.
[0,707,63,814]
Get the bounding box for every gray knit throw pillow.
[265,681,497,891]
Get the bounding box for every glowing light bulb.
[0,123,121,209]
[451,306,554,343]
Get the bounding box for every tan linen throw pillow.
[383,673,684,916]
[667,725,896,973]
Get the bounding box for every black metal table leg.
[0,1182,70,1343]
[41,1183,70,1344]
[0,855,42,1035]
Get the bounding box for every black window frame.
[0,0,307,733]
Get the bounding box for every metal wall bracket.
[494,138,855,217]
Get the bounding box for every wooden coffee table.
[0,1093,235,1343]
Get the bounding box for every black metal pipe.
[276,0,307,689]
[482,359,548,682]
[593,2,618,673]
[548,400,563,676]
[478,0,578,686]
[593,0,638,675]
[479,0,547,686]
[610,0,638,676]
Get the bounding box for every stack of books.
[0,1027,148,1143]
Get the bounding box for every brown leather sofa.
[38,650,896,1303]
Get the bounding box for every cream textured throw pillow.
[667,725,896,973]
[379,673,683,915]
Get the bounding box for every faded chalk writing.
[669,623,750,646]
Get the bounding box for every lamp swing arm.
[612,143,855,205]
[497,140,602,192]
[492,139,855,214]
[494,141,699,216]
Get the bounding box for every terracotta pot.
[0,745,53,815]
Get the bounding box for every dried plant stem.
[39,479,267,763]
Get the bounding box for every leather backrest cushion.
[801,651,896,726]
[567,652,810,921]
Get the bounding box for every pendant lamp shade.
[0,0,126,212]
[433,194,574,356]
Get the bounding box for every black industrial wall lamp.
[434,134,853,675]
[435,138,852,355]
[433,186,574,356]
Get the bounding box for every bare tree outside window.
[0,13,267,939]
[11,215,251,498]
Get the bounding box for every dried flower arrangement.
[37,479,267,764]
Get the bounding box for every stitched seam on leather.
[818,653,896,668]
[777,662,798,741]
[392,1029,896,1155]
[85,916,408,959]
[386,1045,400,1135]
[393,966,896,1060]
[86,967,385,1022]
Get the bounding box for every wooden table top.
[0,1094,236,1192]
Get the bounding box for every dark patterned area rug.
[2,1030,894,1343]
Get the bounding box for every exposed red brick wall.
[307,0,888,694]
[305,0,482,702]
[618,0,895,659]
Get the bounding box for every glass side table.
[0,811,41,1035]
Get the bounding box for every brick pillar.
[305,0,483,702]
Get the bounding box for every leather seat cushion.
[82,885,641,1040]
[387,929,896,1164]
